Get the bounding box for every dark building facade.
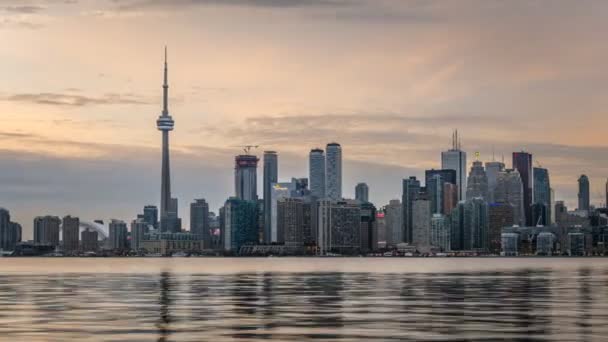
[62,215,80,253]
[402,177,421,244]
[512,151,533,225]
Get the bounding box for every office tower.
[190,198,209,240]
[578,175,590,211]
[317,199,361,255]
[531,202,548,226]
[309,148,326,198]
[359,201,377,253]
[466,160,489,201]
[465,198,489,251]
[443,183,458,215]
[263,151,278,244]
[441,130,467,201]
[550,188,556,224]
[430,214,450,252]
[533,167,551,224]
[488,203,514,254]
[536,232,556,256]
[277,198,311,247]
[143,205,158,230]
[494,169,525,226]
[554,201,567,224]
[402,177,421,244]
[62,215,80,253]
[109,219,128,250]
[375,211,386,243]
[425,169,456,214]
[485,161,505,203]
[325,143,342,199]
[0,208,20,251]
[235,154,259,201]
[412,199,431,250]
[156,48,176,232]
[449,202,466,251]
[161,197,181,233]
[34,216,61,247]
[385,199,403,246]
[512,151,533,225]
[355,183,369,203]
[81,229,98,252]
[223,197,259,253]
[131,218,147,252]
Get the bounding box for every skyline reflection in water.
[0,258,607,341]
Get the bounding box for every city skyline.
[2,0,608,237]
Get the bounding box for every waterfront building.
[141,231,203,256]
[412,199,431,250]
[263,151,278,244]
[131,218,147,252]
[317,199,361,255]
[355,183,369,203]
[81,229,98,252]
[359,201,377,253]
[325,143,342,200]
[109,219,128,251]
[309,148,326,198]
[430,214,450,252]
[62,215,80,253]
[0,209,21,251]
[536,232,556,256]
[34,216,61,247]
[402,176,421,244]
[190,198,209,242]
[578,174,590,211]
[512,151,534,225]
[568,232,586,256]
[441,130,467,201]
[223,198,258,253]
[385,199,403,246]
[143,205,158,230]
[501,233,519,256]
[277,197,310,248]
[466,197,489,251]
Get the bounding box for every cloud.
[1,5,45,13]
[111,0,350,11]
[3,92,153,107]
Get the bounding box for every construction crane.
[232,145,259,155]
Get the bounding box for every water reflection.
[0,261,608,341]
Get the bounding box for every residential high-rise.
[359,201,377,253]
[449,202,466,251]
[465,198,489,251]
[488,203,514,254]
[430,214,450,252]
[385,199,403,246]
[325,143,342,200]
[223,197,258,253]
[235,155,259,201]
[402,177,421,244]
[263,151,278,244]
[466,160,489,201]
[512,151,533,225]
[81,229,98,252]
[143,205,158,230]
[578,174,590,211]
[156,48,176,232]
[190,199,210,244]
[62,215,80,253]
[277,197,311,248]
[0,208,21,251]
[441,130,467,201]
[161,197,181,233]
[109,219,128,251]
[412,198,431,250]
[533,167,551,224]
[355,183,369,203]
[309,148,326,198]
[130,218,147,252]
[425,169,456,214]
[317,199,361,255]
[494,169,525,226]
[485,161,505,203]
[34,216,61,247]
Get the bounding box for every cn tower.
[156,47,174,226]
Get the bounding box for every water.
[0,258,607,341]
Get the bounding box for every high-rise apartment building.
[402,177,421,244]
[62,215,80,253]
[578,174,590,211]
[235,155,259,201]
[412,199,431,250]
[0,208,21,251]
[512,151,533,225]
[355,183,369,203]
[430,214,450,252]
[359,201,377,253]
[109,219,128,251]
[143,205,158,230]
[130,218,147,252]
[317,199,361,255]
[223,197,259,253]
[81,229,98,252]
[385,199,403,246]
[441,130,467,201]
[190,198,209,240]
[325,143,342,200]
[34,216,61,247]
[263,151,278,244]
[309,148,326,198]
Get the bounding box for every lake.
[0,258,607,341]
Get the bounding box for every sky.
[1,0,608,238]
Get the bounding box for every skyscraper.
[466,160,489,201]
[488,203,514,254]
[109,219,128,251]
[277,197,310,248]
[34,216,61,247]
[309,148,326,198]
[494,169,525,226]
[385,199,403,246]
[130,218,147,252]
[156,48,176,232]
[317,199,361,255]
[62,215,80,253]
[402,177,421,244]
[143,205,158,230]
[485,161,505,203]
[512,151,533,225]
[235,155,259,201]
[263,151,278,243]
[430,214,450,252]
[355,183,369,203]
[412,198,431,250]
[0,208,20,251]
[466,198,489,251]
[425,169,456,214]
[443,183,458,215]
[359,201,377,253]
[190,199,209,241]
[441,130,467,201]
[533,167,551,224]
[81,229,98,252]
[223,197,259,253]
[578,174,590,211]
[325,143,342,200]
